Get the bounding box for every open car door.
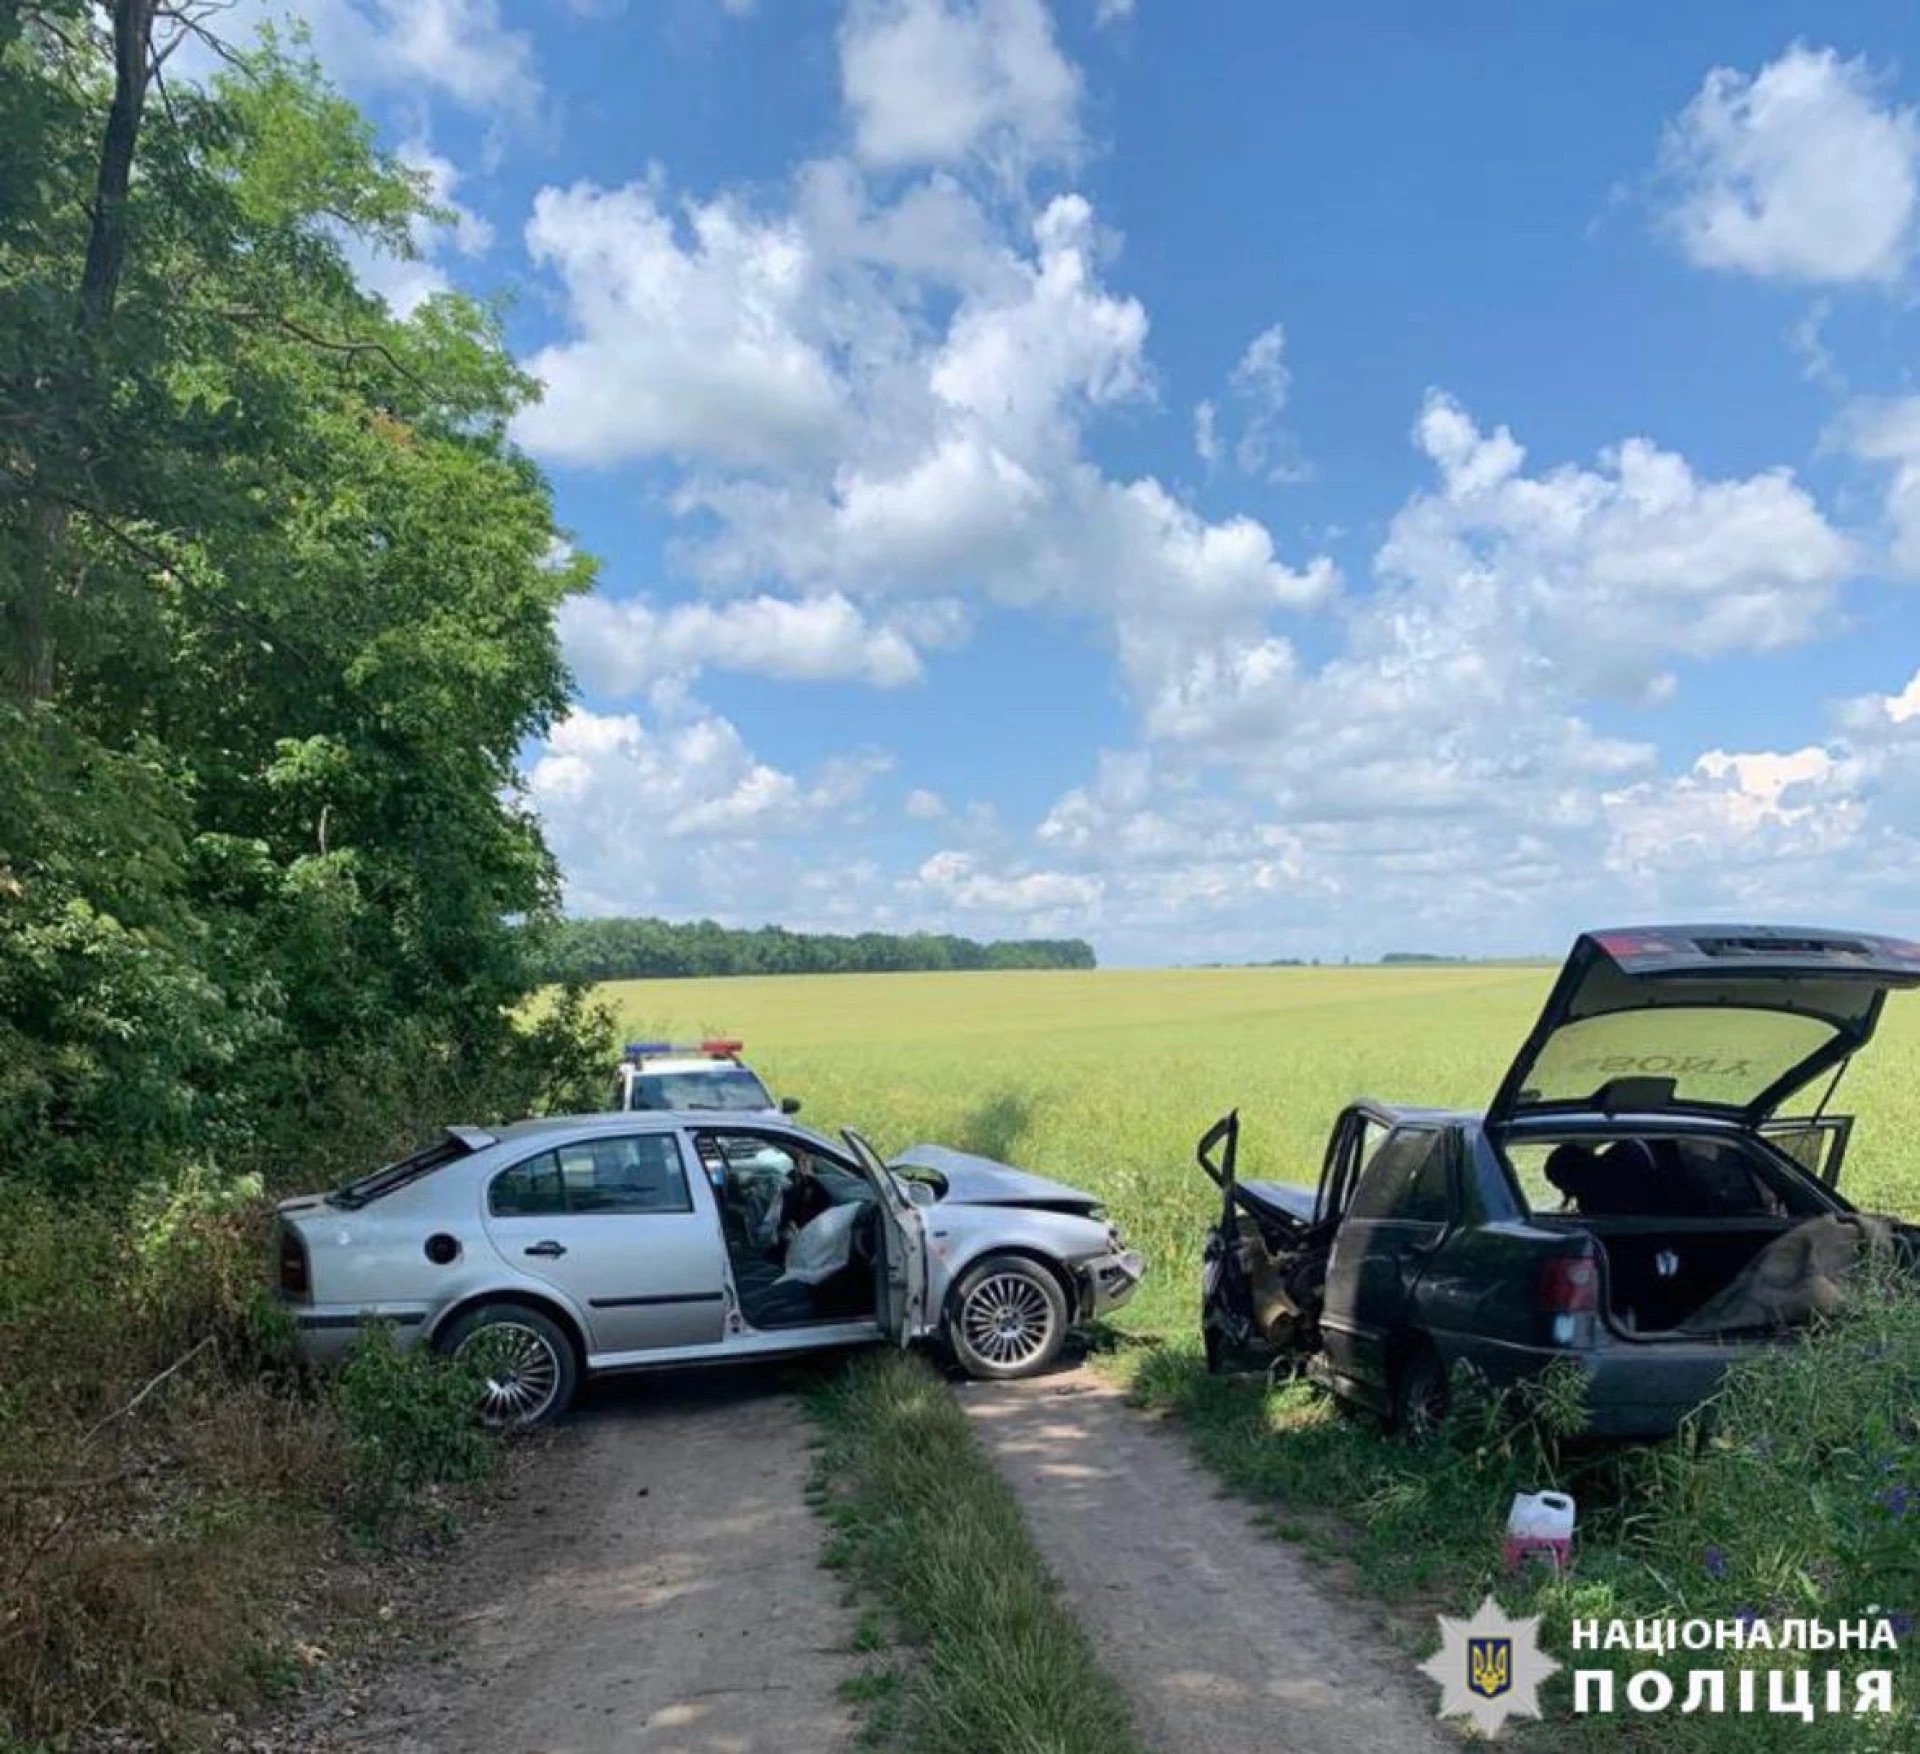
[1198,1111,1331,1373]
[1758,1115,1854,1187]
[842,1128,927,1344]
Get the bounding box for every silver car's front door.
[481,1133,728,1355]
[842,1128,927,1341]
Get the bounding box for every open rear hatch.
[1488,925,1920,1132]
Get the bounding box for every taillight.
[1538,1254,1598,1314]
[278,1226,310,1298]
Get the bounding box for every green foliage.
[0,15,598,1743]
[0,11,605,1200]
[332,1325,495,1543]
[535,915,1097,983]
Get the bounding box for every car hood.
[887,1144,1103,1216]
[1490,924,1920,1129]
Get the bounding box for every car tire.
[442,1303,578,1430]
[1391,1340,1448,1443]
[948,1255,1070,1381]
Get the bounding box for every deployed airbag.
[777,1202,861,1286]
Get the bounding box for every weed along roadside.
[1112,1282,1920,1753]
[0,1194,525,1749]
[806,1351,1148,1754]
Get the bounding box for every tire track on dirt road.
[959,1366,1454,1754]
[319,1372,857,1754]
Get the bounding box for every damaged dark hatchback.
[1200,925,1920,1438]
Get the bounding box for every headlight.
[1105,1221,1126,1251]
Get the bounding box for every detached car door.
[1320,1124,1453,1394]
[482,1132,728,1356]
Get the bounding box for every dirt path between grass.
[303,1372,857,1754]
[959,1366,1455,1754]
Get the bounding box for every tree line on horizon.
[535,916,1098,981]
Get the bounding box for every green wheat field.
[600,964,1920,1334]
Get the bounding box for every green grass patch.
[806,1351,1146,1754]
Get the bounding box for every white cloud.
[1092,0,1133,23]
[172,0,541,119]
[558,592,965,695]
[1193,321,1305,482]
[653,191,1334,645]
[514,180,844,469]
[840,0,1082,173]
[962,382,1880,959]
[904,788,948,819]
[1121,390,1849,801]
[1839,395,1920,574]
[1193,398,1219,465]
[527,706,894,917]
[1383,391,1854,698]
[911,849,1102,916]
[1660,43,1920,285]
[1595,664,1920,919]
[375,0,540,114]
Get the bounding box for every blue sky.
[203,1,1920,962]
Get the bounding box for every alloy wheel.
[960,1271,1059,1370]
[457,1321,563,1428]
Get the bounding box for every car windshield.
[1520,1006,1839,1113]
[630,1067,774,1111]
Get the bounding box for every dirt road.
[298,1360,1451,1754]
[327,1371,857,1754]
[959,1367,1454,1754]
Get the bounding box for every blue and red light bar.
[623,1039,745,1060]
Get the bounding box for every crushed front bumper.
[1079,1248,1146,1318]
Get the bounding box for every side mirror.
[781,1096,802,1115]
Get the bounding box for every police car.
[611,1040,800,1117]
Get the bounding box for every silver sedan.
[275,1111,1144,1425]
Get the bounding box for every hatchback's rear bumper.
[1440,1330,1743,1440]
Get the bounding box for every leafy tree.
[0,6,601,1188]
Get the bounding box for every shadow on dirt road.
[317,1367,857,1754]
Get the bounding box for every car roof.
[1345,1099,1474,1126]
[483,1110,836,1149]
